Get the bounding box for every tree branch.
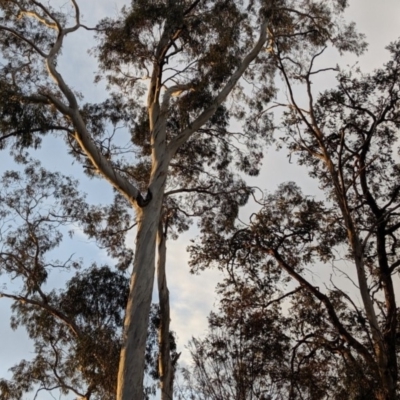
[0,25,47,57]
[167,20,268,157]
[264,247,376,368]
[0,292,82,337]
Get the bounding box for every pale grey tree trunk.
[116,201,161,400]
[115,20,268,397]
[116,145,169,400]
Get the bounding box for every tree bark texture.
[116,202,160,400]
[116,148,169,399]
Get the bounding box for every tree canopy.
[186,39,400,400]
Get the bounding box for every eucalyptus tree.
[177,282,294,400]
[189,42,400,399]
[0,0,363,398]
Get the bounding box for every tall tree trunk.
[116,197,163,400]
[157,222,173,400]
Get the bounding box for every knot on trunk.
[136,189,153,207]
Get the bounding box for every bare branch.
[18,9,58,30]
[30,0,62,31]
[263,247,376,367]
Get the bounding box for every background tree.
[187,41,400,399]
[177,286,294,400]
[188,183,378,399]
[0,0,364,398]
[0,265,127,400]
[277,37,400,399]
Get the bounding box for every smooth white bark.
[117,199,163,400]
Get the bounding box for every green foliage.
[0,0,365,242]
